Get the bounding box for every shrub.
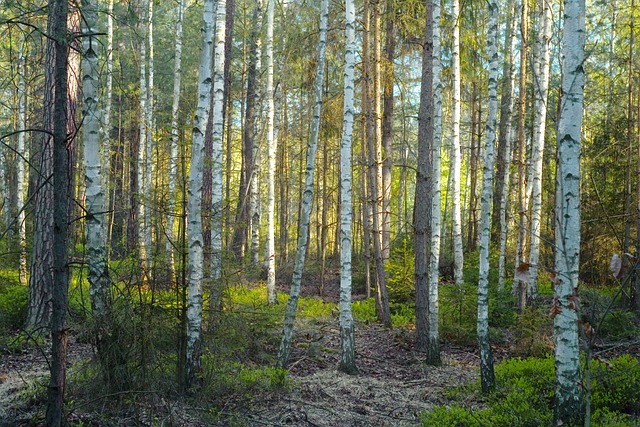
[0,285,28,330]
[385,235,415,303]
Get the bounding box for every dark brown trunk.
[45,0,70,424]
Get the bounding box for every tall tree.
[167,0,185,281]
[528,0,552,298]
[81,0,114,386]
[210,0,228,311]
[137,0,149,278]
[553,0,585,422]
[415,0,434,353]
[450,0,464,286]
[497,2,518,291]
[427,0,443,366]
[185,0,215,388]
[45,0,70,422]
[339,0,357,374]
[265,0,278,304]
[16,32,27,285]
[477,0,499,394]
[381,0,395,261]
[513,0,530,303]
[276,0,329,368]
[144,0,155,278]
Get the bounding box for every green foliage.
[201,357,290,408]
[591,354,640,415]
[421,355,640,426]
[512,307,553,357]
[352,298,378,323]
[385,235,415,303]
[0,284,28,330]
[440,283,477,346]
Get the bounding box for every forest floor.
[0,275,485,426]
[0,325,481,427]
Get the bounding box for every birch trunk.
[250,1,264,266]
[528,0,552,299]
[514,0,529,299]
[553,0,585,422]
[265,0,277,304]
[497,2,518,291]
[81,0,114,382]
[339,0,357,374]
[144,0,155,278]
[166,0,184,282]
[477,0,499,394]
[276,0,329,368]
[381,0,394,263]
[451,0,464,286]
[16,35,27,285]
[185,0,215,388]
[102,0,113,248]
[426,0,442,366]
[137,1,148,278]
[210,0,228,311]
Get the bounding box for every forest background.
[0,0,639,425]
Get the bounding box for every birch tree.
[528,0,552,298]
[477,0,499,394]
[210,0,228,311]
[81,0,113,382]
[276,0,329,368]
[166,0,185,280]
[553,0,585,421]
[265,0,278,304]
[339,0,357,374]
[497,2,518,291]
[137,0,149,277]
[144,0,155,277]
[451,0,464,286]
[427,0,443,365]
[16,33,27,285]
[185,0,215,388]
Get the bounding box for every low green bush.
[421,355,640,426]
[0,285,28,330]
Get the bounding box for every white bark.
[144,0,155,276]
[210,0,227,309]
[276,0,329,368]
[527,0,552,298]
[339,0,357,374]
[451,0,464,286]
[167,0,185,280]
[498,2,518,291]
[554,0,585,422]
[82,0,110,320]
[250,0,264,266]
[137,1,148,275]
[102,0,113,204]
[477,0,499,393]
[427,0,442,365]
[16,35,27,285]
[186,0,215,387]
[265,0,277,304]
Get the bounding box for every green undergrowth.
[421,355,640,426]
